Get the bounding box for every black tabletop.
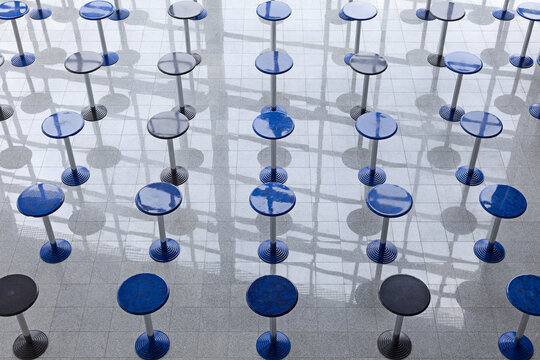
[168,1,203,19]
[430,1,466,21]
[378,274,430,317]
[148,111,189,139]
[349,52,388,75]
[0,274,39,317]
[158,52,197,76]
[64,51,103,74]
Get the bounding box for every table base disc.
[135,331,170,360]
[191,53,202,65]
[62,166,90,186]
[439,104,465,122]
[350,105,370,120]
[172,104,197,120]
[499,332,534,360]
[0,104,14,120]
[258,239,289,264]
[160,166,189,186]
[509,55,533,69]
[367,240,398,264]
[492,9,515,20]
[261,105,287,114]
[149,238,180,262]
[358,166,386,186]
[456,166,484,186]
[260,166,288,184]
[192,9,207,20]
[40,239,71,263]
[11,53,35,68]
[377,330,412,360]
[256,331,291,360]
[529,104,540,119]
[474,239,505,263]
[13,330,48,360]
[344,52,355,65]
[427,53,446,67]
[109,8,130,21]
[29,8,52,20]
[81,105,107,121]
[101,52,119,66]
[416,8,435,20]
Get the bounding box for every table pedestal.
[161,139,189,185]
[12,314,48,360]
[350,75,370,119]
[510,21,535,68]
[82,74,107,121]
[367,217,397,263]
[428,21,448,67]
[135,314,170,360]
[416,0,435,20]
[499,313,534,360]
[377,315,412,359]
[61,137,90,186]
[149,215,180,262]
[258,215,289,264]
[474,216,505,263]
[40,215,71,263]
[96,19,118,66]
[109,0,130,21]
[440,73,465,121]
[456,137,484,185]
[493,0,515,20]
[172,75,196,120]
[29,0,52,20]
[260,139,288,184]
[344,21,362,64]
[256,318,291,360]
[358,138,386,186]
[183,19,201,65]
[10,20,35,67]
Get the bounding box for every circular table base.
[509,55,533,69]
[498,332,534,360]
[344,52,355,65]
[13,330,48,360]
[350,105,370,120]
[135,330,170,360]
[258,239,289,264]
[81,105,107,121]
[256,331,291,360]
[191,53,202,65]
[416,8,435,20]
[11,53,35,68]
[192,9,207,20]
[40,240,71,263]
[492,9,515,20]
[109,8,130,20]
[172,105,197,120]
[160,166,189,186]
[439,104,465,122]
[149,238,181,262]
[474,238,505,263]
[260,166,288,184]
[358,166,386,186]
[367,240,398,264]
[261,105,287,114]
[101,52,119,66]
[377,330,412,360]
[456,166,484,186]
[29,8,52,20]
[62,166,90,186]
[427,53,446,67]
[529,104,540,119]
[0,104,14,121]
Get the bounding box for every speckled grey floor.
[0,0,539,359]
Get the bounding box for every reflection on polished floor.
[0,0,539,358]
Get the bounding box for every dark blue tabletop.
[42,111,85,139]
[342,1,377,21]
[430,1,465,21]
[64,51,103,74]
[444,51,483,75]
[249,183,296,217]
[147,111,189,139]
[379,274,430,316]
[135,183,182,216]
[252,112,294,140]
[255,51,294,75]
[349,52,388,75]
[17,183,65,217]
[366,184,413,218]
[479,184,527,219]
[517,2,540,21]
[79,1,114,20]
[157,52,197,76]
[0,274,38,317]
[256,1,291,21]
[246,275,298,318]
[355,112,397,140]
[507,274,540,316]
[0,1,28,20]
[117,273,170,316]
[168,1,203,19]
[460,111,503,139]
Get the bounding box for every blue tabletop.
[79,0,113,20]
[349,52,388,75]
[444,51,483,75]
[0,1,28,20]
[17,183,65,217]
[517,2,540,21]
[479,184,527,219]
[342,1,377,21]
[135,183,182,216]
[256,1,291,21]
[255,51,294,75]
[246,275,298,318]
[117,273,169,316]
[366,184,413,218]
[355,112,397,140]
[41,111,85,139]
[460,111,503,139]
[252,112,295,140]
[249,183,296,217]
[506,274,540,316]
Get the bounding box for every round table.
[158,52,198,120]
[168,1,204,64]
[257,1,291,21]
[499,274,540,360]
[256,51,294,114]
[366,184,413,264]
[147,111,190,185]
[377,274,431,359]
[510,2,540,68]
[340,2,377,64]
[474,184,527,263]
[42,111,90,186]
[456,111,503,186]
[17,183,71,263]
[246,275,298,360]
[0,1,35,67]
[79,1,118,66]
[349,52,388,119]
[0,274,47,360]
[427,2,466,67]
[117,273,170,359]
[253,111,295,184]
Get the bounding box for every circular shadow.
[494,94,526,115]
[99,93,131,113]
[400,8,423,24]
[468,9,495,25]
[255,213,292,236]
[336,92,362,113]
[0,146,32,169]
[341,146,370,170]
[164,207,199,235]
[328,9,345,25]
[347,207,381,236]
[441,206,477,235]
[116,49,141,66]
[427,146,461,170]
[124,9,149,25]
[20,93,53,114]
[332,49,349,67]
[257,146,292,168]
[52,7,79,23]
[37,47,68,65]
[480,47,510,68]
[406,48,431,66]
[415,93,446,115]
[176,148,205,168]
[68,205,107,236]
[87,146,122,169]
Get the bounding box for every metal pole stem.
[36,0,42,9]
[63,138,77,171]
[84,74,96,108]
[144,314,155,339]
[270,217,276,245]
[502,0,510,11]
[176,75,185,110]
[450,74,463,109]
[369,139,379,171]
[392,315,404,343]
[11,20,24,56]
[271,75,277,110]
[271,21,276,51]
[270,317,277,342]
[487,217,502,248]
[167,139,177,170]
[467,137,481,172]
[271,139,277,171]
[515,313,530,343]
[354,21,361,54]
[96,20,109,55]
[436,21,448,58]
[16,314,32,343]
[42,215,57,246]
[519,21,534,58]
[184,19,192,54]
[361,75,370,114]
[426,0,432,11]
[157,215,167,244]
[380,217,389,246]
[114,0,120,8]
